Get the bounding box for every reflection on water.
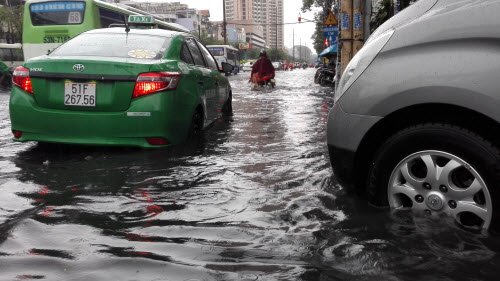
[0,70,499,280]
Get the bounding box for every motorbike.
[314,67,335,87]
[0,68,13,90]
[250,74,275,90]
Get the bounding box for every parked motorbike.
[0,68,13,90]
[314,67,335,87]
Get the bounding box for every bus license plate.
[64,82,96,107]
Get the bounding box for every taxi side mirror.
[220,62,234,74]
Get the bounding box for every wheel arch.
[352,103,500,193]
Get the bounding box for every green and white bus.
[22,0,189,60]
[206,45,240,75]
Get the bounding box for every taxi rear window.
[30,1,86,26]
[50,33,171,59]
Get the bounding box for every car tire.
[222,93,233,116]
[188,108,203,138]
[366,123,500,232]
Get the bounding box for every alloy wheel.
[388,150,492,230]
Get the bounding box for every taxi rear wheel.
[222,93,233,116]
[188,107,203,138]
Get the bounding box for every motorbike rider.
[250,50,275,87]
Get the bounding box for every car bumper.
[326,102,382,189]
[9,88,193,148]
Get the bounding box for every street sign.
[323,26,338,38]
[323,10,338,26]
[239,42,250,50]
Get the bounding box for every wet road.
[0,69,499,281]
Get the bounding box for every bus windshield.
[30,1,86,26]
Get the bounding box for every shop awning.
[319,44,338,57]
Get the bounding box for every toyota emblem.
[73,64,85,72]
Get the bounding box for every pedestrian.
[249,50,275,89]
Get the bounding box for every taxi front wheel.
[366,123,500,232]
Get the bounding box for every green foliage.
[293,45,313,62]
[197,32,225,46]
[267,48,290,61]
[311,14,325,55]
[371,0,393,32]
[371,0,415,32]
[240,48,260,60]
[0,4,23,43]
[302,0,336,55]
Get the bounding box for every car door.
[185,38,217,124]
[196,41,227,117]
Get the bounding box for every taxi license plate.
[64,81,96,107]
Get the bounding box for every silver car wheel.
[388,150,492,230]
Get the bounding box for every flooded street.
[0,68,499,280]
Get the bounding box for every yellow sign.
[324,11,338,26]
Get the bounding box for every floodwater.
[0,69,499,281]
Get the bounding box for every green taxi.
[9,24,233,148]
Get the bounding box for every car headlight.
[335,29,395,103]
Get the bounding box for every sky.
[153,0,320,53]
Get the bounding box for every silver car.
[327,0,499,232]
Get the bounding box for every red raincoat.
[250,55,275,84]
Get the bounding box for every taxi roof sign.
[323,11,338,26]
[128,15,154,24]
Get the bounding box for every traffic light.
[298,13,301,23]
[324,38,329,47]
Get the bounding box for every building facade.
[224,0,283,49]
[124,1,210,34]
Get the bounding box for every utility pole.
[292,28,295,62]
[198,13,201,38]
[299,37,301,62]
[339,0,366,72]
[222,0,227,44]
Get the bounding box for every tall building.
[225,0,283,49]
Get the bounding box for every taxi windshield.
[50,33,171,59]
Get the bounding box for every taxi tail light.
[133,72,180,99]
[12,66,33,94]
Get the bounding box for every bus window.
[207,47,224,57]
[30,1,86,26]
[98,7,125,28]
[197,42,218,70]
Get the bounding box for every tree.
[0,3,23,43]
[301,0,336,55]
[371,0,416,32]
[311,14,326,55]
[240,48,260,60]
[198,35,225,46]
[370,0,393,32]
[267,48,290,62]
[293,45,313,62]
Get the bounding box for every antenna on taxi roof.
[124,15,130,33]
